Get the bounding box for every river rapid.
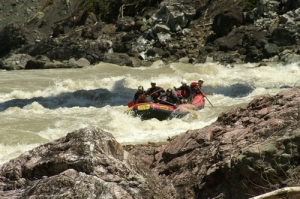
[0,61,299,164]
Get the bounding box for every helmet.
[166,88,172,92]
[138,86,143,90]
[198,79,204,82]
[181,79,187,84]
[151,80,156,84]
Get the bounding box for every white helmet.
[181,79,187,84]
[151,80,156,84]
[198,79,204,82]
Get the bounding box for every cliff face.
[1,88,300,199]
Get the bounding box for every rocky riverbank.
[1,0,300,70]
[1,88,300,198]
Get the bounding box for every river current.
[1,60,299,164]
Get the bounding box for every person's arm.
[173,86,181,90]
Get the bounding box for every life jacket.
[138,93,146,102]
[180,86,191,98]
[181,90,188,98]
[148,87,161,99]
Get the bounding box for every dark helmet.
[138,86,143,90]
[166,88,172,93]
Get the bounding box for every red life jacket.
[181,90,188,98]
[138,93,146,102]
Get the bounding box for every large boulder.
[212,9,244,37]
[271,28,296,46]
[150,3,196,32]
[0,24,35,56]
[102,53,133,66]
[0,127,169,198]
[0,54,33,70]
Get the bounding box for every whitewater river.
[1,60,299,164]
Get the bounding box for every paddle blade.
[127,101,135,107]
[124,107,133,114]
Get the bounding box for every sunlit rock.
[0,127,168,198]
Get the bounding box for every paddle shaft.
[158,99,176,106]
[148,88,162,97]
[197,85,213,107]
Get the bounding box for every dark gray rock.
[264,43,279,56]
[212,9,244,37]
[102,53,133,66]
[0,24,35,56]
[271,28,296,46]
[25,60,82,69]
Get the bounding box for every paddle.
[158,99,176,107]
[197,85,213,107]
[173,86,189,104]
[127,101,134,108]
[125,100,136,114]
[148,88,162,98]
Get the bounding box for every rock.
[0,54,33,70]
[212,9,245,37]
[152,24,170,33]
[0,127,169,198]
[102,53,133,66]
[116,16,135,31]
[157,32,171,45]
[69,57,90,67]
[178,56,189,63]
[264,43,278,56]
[150,4,196,32]
[128,57,142,67]
[0,23,35,55]
[271,28,296,46]
[25,60,82,69]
